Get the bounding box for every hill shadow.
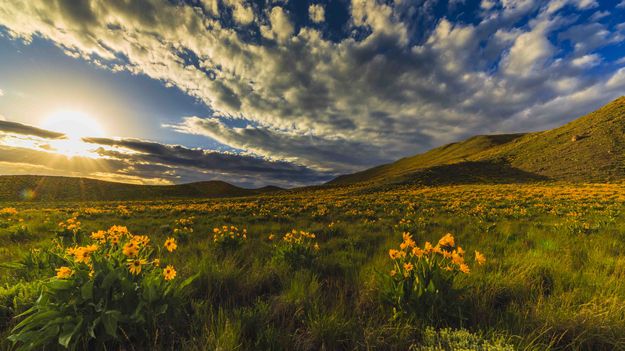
[400,159,551,186]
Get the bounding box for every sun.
[41,110,107,157]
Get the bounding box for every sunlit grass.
[2,182,625,349]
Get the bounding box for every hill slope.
[0,175,281,202]
[331,96,625,185]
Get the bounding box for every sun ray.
[40,110,106,158]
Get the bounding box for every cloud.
[0,0,624,183]
[0,88,4,97]
[169,117,392,173]
[0,120,66,139]
[81,136,333,186]
[571,54,601,68]
[262,6,294,42]
[224,0,255,25]
[309,4,325,23]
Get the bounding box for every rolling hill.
[330,96,625,185]
[0,175,281,202]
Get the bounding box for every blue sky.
[0,0,624,187]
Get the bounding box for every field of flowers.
[2,182,625,350]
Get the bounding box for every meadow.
[2,182,625,350]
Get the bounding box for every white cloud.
[309,4,325,23]
[224,0,255,25]
[571,54,601,68]
[481,0,496,10]
[265,6,294,42]
[502,17,556,77]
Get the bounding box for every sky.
[0,0,624,188]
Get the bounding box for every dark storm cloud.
[82,137,334,184]
[0,120,66,139]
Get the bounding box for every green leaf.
[101,310,121,338]
[81,280,94,300]
[178,273,199,292]
[102,270,118,291]
[48,279,74,291]
[58,318,81,348]
[12,310,61,333]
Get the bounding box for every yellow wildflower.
[55,266,73,279]
[411,246,424,257]
[475,251,486,265]
[438,233,455,248]
[459,263,470,274]
[164,237,177,252]
[163,265,177,281]
[127,259,147,275]
[423,241,433,253]
[389,249,400,259]
[90,230,106,243]
[74,247,92,264]
[123,242,139,257]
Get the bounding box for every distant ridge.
[330,96,625,185]
[0,175,282,202]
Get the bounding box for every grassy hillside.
[0,175,281,201]
[331,96,625,185]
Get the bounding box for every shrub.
[382,233,485,321]
[0,207,18,217]
[55,216,82,241]
[272,229,320,269]
[413,327,514,351]
[172,216,195,243]
[212,225,247,250]
[8,225,195,350]
[8,225,31,242]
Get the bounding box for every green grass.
[2,182,625,349]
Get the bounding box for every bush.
[271,229,320,269]
[382,233,485,322]
[172,216,195,243]
[212,225,247,250]
[8,225,30,243]
[8,225,195,350]
[413,327,514,351]
[55,216,82,241]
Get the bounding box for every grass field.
[2,182,625,350]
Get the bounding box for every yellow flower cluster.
[56,225,177,280]
[55,266,73,279]
[173,217,195,235]
[0,207,18,216]
[58,217,81,235]
[90,225,131,245]
[81,207,107,217]
[67,244,99,264]
[283,229,316,244]
[212,225,247,243]
[281,229,320,251]
[389,232,484,277]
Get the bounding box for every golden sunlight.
[41,110,106,157]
